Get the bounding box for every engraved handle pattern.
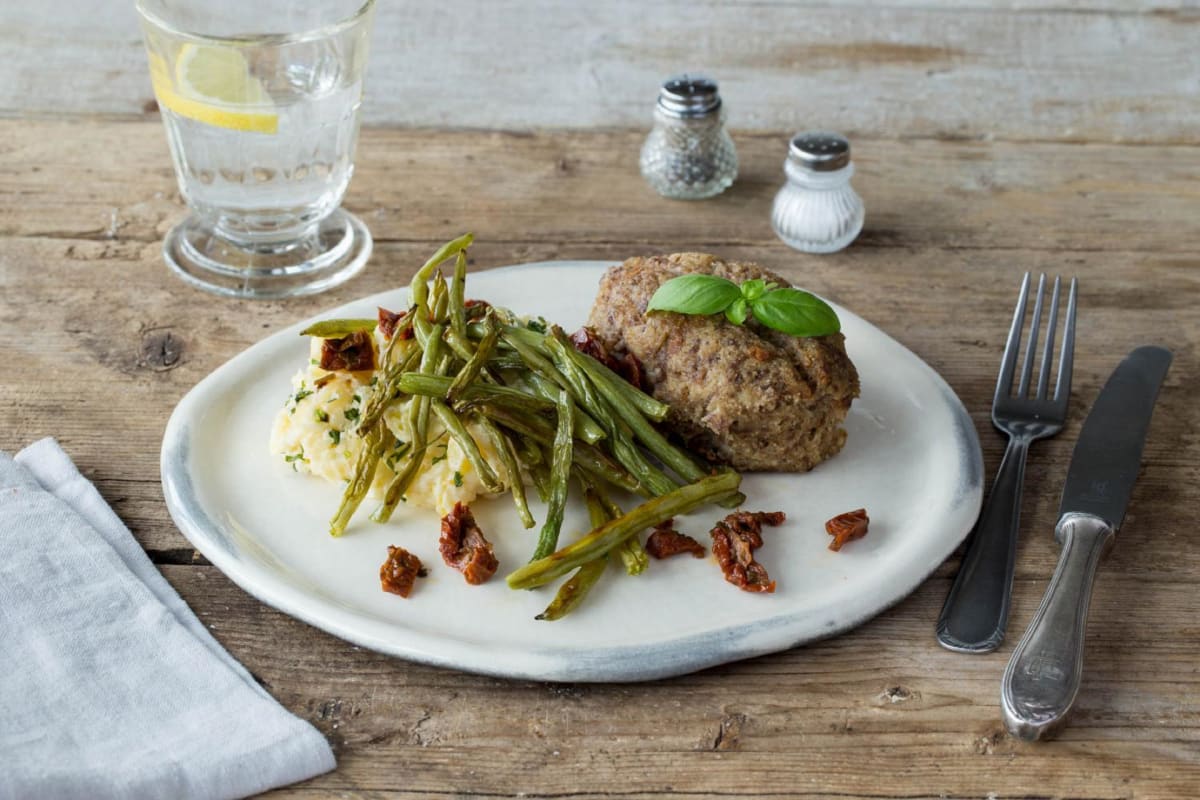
[1001,513,1114,741]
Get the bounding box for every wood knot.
[408,710,437,747]
[711,712,747,751]
[138,328,184,372]
[547,685,585,700]
[973,727,1008,755]
[880,685,916,704]
[316,698,343,720]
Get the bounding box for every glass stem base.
[163,208,372,299]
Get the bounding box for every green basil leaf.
[739,279,769,302]
[299,318,378,338]
[646,274,742,316]
[725,297,748,325]
[749,288,841,337]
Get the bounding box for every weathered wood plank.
[1,3,1199,142]
[2,122,1199,253]
[158,564,1200,799]
[2,122,1198,799]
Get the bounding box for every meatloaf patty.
[587,253,859,472]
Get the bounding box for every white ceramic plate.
[162,261,982,682]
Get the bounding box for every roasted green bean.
[617,533,649,576]
[371,321,446,521]
[447,313,499,403]
[409,233,473,313]
[529,389,573,562]
[449,250,468,339]
[536,553,607,621]
[372,435,430,523]
[400,373,555,416]
[476,403,641,494]
[477,415,535,529]
[329,421,395,537]
[504,325,669,421]
[430,400,502,493]
[538,485,618,620]
[506,471,742,589]
[522,371,606,444]
[357,344,422,435]
[500,327,574,394]
[299,318,377,338]
[577,477,645,577]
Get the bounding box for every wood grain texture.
[164,565,1200,799]
[2,2,1199,142]
[5,123,1200,253]
[1,120,1198,799]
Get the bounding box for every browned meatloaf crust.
[587,253,859,472]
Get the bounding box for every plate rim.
[161,259,983,682]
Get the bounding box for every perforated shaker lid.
[657,75,722,118]
[788,131,851,171]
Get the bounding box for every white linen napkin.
[0,438,335,800]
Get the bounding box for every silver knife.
[1001,345,1172,741]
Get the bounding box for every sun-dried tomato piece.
[825,508,869,552]
[380,545,426,598]
[569,326,610,362]
[319,330,376,372]
[710,510,786,593]
[439,502,499,585]
[569,326,647,390]
[464,299,492,320]
[615,351,645,390]
[377,307,415,341]
[645,520,706,559]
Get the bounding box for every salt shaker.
[639,75,737,200]
[771,132,864,253]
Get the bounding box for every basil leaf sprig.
[645,274,841,337]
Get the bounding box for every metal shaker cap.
[657,75,722,118]
[788,131,851,172]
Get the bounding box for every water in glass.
[138,0,375,298]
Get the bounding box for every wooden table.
[2,59,1199,800]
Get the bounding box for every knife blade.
[1001,346,1171,741]
[1059,345,1173,527]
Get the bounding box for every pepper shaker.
[639,75,737,200]
[771,132,864,253]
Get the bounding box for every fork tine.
[1017,274,1046,398]
[1036,276,1062,400]
[1054,277,1078,404]
[996,273,1031,401]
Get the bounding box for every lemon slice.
[149,45,278,134]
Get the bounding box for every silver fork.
[936,273,1078,653]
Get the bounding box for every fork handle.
[1001,513,1114,740]
[935,433,1030,652]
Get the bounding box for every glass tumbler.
[137,0,375,299]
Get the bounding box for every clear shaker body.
[640,109,737,200]
[771,162,864,254]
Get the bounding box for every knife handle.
[1001,512,1114,741]
[935,433,1030,652]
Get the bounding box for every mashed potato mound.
[269,338,502,516]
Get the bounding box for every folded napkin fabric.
[0,439,335,800]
